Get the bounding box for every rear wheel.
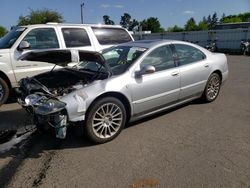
[85,97,126,144]
[201,73,221,102]
[243,48,247,55]
[0,78,9,106]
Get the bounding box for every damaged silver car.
[17,40,228,143]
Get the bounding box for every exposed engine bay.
[17,50,110,139]
[19,68,106,98]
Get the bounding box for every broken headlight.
[35,99,66,116]
[24,94,42,106]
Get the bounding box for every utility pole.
[80,2,84,24]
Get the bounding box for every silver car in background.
[17,40,228,143]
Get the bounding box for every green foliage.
[204,12,218,29]
[140,17,164,33]
[120,13,131,29]
[128,19,139,31]
[197,21,208,30]
[221,16,242,23]
[103,15,115,25]
[210,12,218,29]
[167,25,184,32]
[220,12,250,23]
[18,8,64,25]
[119,13,139,31]
[185,17,198,31]
[239,12,250,22]
[0,26,7,37]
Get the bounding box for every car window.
[102,46,147,75]
[22,28,59,50]
[92,27,132,45]
[62,28,91,47]
[140,45,175,72]
[174,44,206,66]
[0,27,26,49]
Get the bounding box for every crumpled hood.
[18,49,112,73]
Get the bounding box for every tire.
[201,73,221,103]
[243,49,247,56]
[85,97,127,144]
[0,78,9,106]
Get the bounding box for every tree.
[221,16,242,23]
[220,13,226,23]
[239,12,250,22]
[128,19,139,31]
[140,17,164,33]
[103,15,115,25]
[120,13,131,29]
[0,26,7,37]
[207,15,212,28]
[120,13,139,31]
[185,17,198,31]
[211,12,218,29]
[18,8,63,25]
[220,12,250,23]
[220,14,242,23]
[167,25,184,32]
[197,21,208,30]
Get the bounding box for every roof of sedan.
[120,39,176,48]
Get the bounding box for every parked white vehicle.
[0,23,134,105]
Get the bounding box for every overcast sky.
[0,0,249,30]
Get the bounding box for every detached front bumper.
[18,95,69,139]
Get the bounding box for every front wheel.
[85,97,126,144]
[201,73,221,102]
[0,78,9,106]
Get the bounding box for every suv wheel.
[0,78,9,106]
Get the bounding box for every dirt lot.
[0,55,250,188]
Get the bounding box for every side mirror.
[18,41,30,51]
[135,65,155,78]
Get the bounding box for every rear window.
[92,27,132,45]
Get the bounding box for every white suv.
[0,23,134,105]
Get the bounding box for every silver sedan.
[18,40,228,143]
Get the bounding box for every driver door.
[130,45,180,116]
[11,27,60,81]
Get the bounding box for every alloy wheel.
[207,75,220,101]
[92,103,123,139]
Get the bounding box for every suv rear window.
[62,28,91,47]
[92,27,132,45]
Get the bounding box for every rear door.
[173,43,210,99]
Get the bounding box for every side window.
[62,28,91,47]
[140,45,175,72]
[22,28,59,49]
[174,44,206,66]
[92,27,132,45]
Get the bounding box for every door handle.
[204,64,209,68]
[171,71,179,76]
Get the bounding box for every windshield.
[0,27,26,49]
[76,60,107,74]
[101,46,147,75]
